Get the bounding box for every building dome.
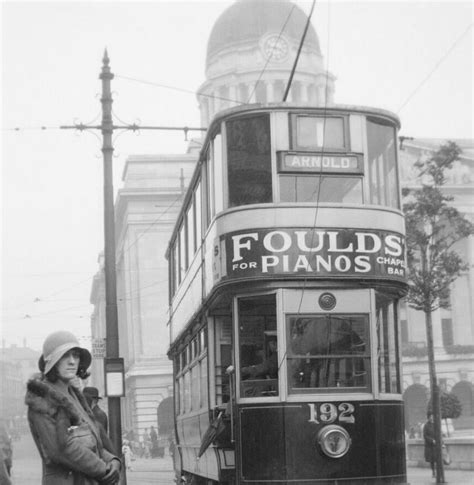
[206,0,321,66]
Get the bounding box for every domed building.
[197,0,335,126]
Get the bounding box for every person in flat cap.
[25,330,121,484]
[83,387,109,434]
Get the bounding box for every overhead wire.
[397,22,473,113]
[115,74,243,106]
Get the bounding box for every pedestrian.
[83,387,108,433]
[0,447,12,485]
[25,330,121,484]
[423,412,437,478]
[0,422,12,478]
[122,440,133,471]
[142,428,151,458]
[149,426,159,458]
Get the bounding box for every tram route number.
[308,402,355,424]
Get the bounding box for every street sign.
[92,337,106,359]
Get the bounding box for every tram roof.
[203,102,401,141]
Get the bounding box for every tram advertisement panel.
[222,228,406,282]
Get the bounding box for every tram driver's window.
[238,294,278,398]
[286,314,370,393]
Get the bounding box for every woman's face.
[56,349,80,382]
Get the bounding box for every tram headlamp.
[319,292,336,311]
[317,425,351,458]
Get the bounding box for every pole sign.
[222,228,406,282]
[92,338,106,359]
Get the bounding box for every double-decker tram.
[166,103,408,484]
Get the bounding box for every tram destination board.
[278,152,363,174]
[222,228,406,282]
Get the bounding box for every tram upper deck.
[167,103,407,343]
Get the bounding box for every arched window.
[403,383,429,431]
[451,381,474,430]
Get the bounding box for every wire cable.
[397,22,473,113]
[115,74,243,105]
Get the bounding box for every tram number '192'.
[308,403,355,424]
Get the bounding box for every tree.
[402,141,473,483]
[428,391,463,437]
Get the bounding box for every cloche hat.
[39,330,92,375]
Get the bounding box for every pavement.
[8,433,473,484]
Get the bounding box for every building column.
[229,84,237,106]
[266,81,275,103]
[301,83,309,103]
[318,85,326,106]
[247,83,256,103]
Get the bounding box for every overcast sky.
[1,0,473,351]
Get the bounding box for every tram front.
[168,103,408,485]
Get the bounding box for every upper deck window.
[280,175,363,203]
[227,114,272,207]
[294,116,345,151]
[367,118,399,209]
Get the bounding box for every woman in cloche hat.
[25,331,121,484]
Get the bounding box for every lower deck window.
[280,175,362,203]
[238,294,278,398]
[286,314,370,393]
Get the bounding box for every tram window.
[280,175,363,203]
[367,118,399,209]
[179,222,186,281]
[286,314,370,393]
[183,371,191,413]
[186,200,195,262]
[227,115,272,207]
[213,134,224,213]
[200,358,208,408]
[293,116,345,150]
[238,294,278,398]
[195,182,202,248]
[215,316,232,405]
[205,148,214,223]
[376,294,400,394]
[172,243,178,294]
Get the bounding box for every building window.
[400,319,408,345]
[441,318,454,347]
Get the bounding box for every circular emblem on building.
[261,34,289,62]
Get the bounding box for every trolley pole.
[100,49,126,484]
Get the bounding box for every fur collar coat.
[25,375,117,485]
